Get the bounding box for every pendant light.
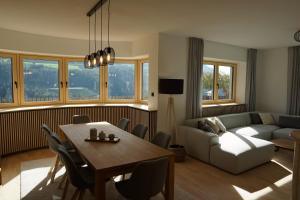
[104,0,115,64]
[97,0,107,66]
[84,16,93,68]
[91,11,99,68]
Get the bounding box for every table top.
[271,138,294,150]
[59,122,173,171]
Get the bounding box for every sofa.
[178,112,300,174]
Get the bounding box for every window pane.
[108,63,135,99]
[202,64,214,100]
[218,65,233,100]
[23,59,60,102]
[142,62,149,100]
[0,57,13,103]
[68,61,100,100]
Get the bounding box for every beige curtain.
[186,37,204,119]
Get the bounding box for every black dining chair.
[57,145,94,200]
[117,118,130,131]
[151,132,171,149]
[41,124,85,184]
[131,124,148,139]
[72,115,91,124]
[115,157,169,200]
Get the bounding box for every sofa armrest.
[177,125,219,163]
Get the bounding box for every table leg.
[164,155,174,200]
[94,171,106,200]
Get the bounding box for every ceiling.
[0,0,300,49]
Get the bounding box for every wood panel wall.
[0,106,157,156]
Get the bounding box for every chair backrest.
[57,146,89,188]
[151,132,171,149]
[41,124,53,137]
[127,158,169,199]
[117,118,130,131]
[72,115,91,124]
[131,124,148,139]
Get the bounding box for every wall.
[157,33,248,132]
[0,28,132,57]
[256,48,288,114]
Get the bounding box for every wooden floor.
[0,148,293,200]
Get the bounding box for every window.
[0,54,17,105]
[202,61,236,103]
[21,57,62,103]
[141,62,149,100]
[107,62,135,100]
[67,60,100,101]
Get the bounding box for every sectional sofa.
[178,112,300,174]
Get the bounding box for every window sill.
[0,103,155,114]
[202,102,244,108]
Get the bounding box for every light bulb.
[88,60,91,67]
[93,57,96,65]
[100,56,103,64]
[107,54,111,62]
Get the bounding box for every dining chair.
[115,157,169,200]
[72,115,91,124]
[41,124,85,183]
[117,118,130,131]
[57,146,94,200]
[131,124,148,139]
[151,132,171,149]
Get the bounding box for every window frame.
[139,60,150,103]
[19,54,64,106]
[64,57,104,104]
[104,59,138,103]
[0,52,19,108]
[202,61,237,105]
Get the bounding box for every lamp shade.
[159,79,184,94]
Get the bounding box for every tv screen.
[159,79,184,94]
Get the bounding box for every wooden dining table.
[59,121,175,200]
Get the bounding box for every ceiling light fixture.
[295,30,300,42]
[84,16,92,68]
[85,0,115,69]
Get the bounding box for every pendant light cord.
[101,0,103,49]
[94,11,97,52]
[88,16,91,54]
[108,0,110,47]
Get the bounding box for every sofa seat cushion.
[218,113,252,130]
[273,128,300,140]
[228,125,280,140]
[210,132,274,174]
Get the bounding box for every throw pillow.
[259,113,275,125]
[250,113,262,124]
[205,118,221,134]
[198,121,215,133]
[215,117,226,133]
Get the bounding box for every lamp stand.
[166,95,177,144]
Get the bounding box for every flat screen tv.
[159,78,184,94]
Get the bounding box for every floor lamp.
[159,78,186,162]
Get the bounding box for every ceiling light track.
[87,0,108,17]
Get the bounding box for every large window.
[0,57,14,103]
[21,58,61,103]
[141,62,149,100]
[202,61,236,103]
[67,61,100,101]
[107,62,135,100]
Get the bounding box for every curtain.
[186,37,204,119]
[245,49,257,112]
[287,46,300,115]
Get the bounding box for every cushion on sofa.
[272,128,300,140]
[229,125,280,140]
[250,113,262,124]
[210,132,274,174]
[278,115,300,129]
[259,113,275,125]
[218,113,252,130]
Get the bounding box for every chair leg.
[61,178,69,200]
[71,188,80,200]
[78,189,85,200]
[58,173,67,189]
[50,155,60,183]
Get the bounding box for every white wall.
[0,28,132,57]
[256,48,288,114]
[157,33,248,132]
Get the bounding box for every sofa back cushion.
[279,115,300,129]
[218,112,252,129]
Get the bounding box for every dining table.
[59,121,175,200]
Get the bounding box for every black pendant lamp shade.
[104,46,115,64]
[97,49,107,66]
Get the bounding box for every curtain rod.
[86,0,109,17]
